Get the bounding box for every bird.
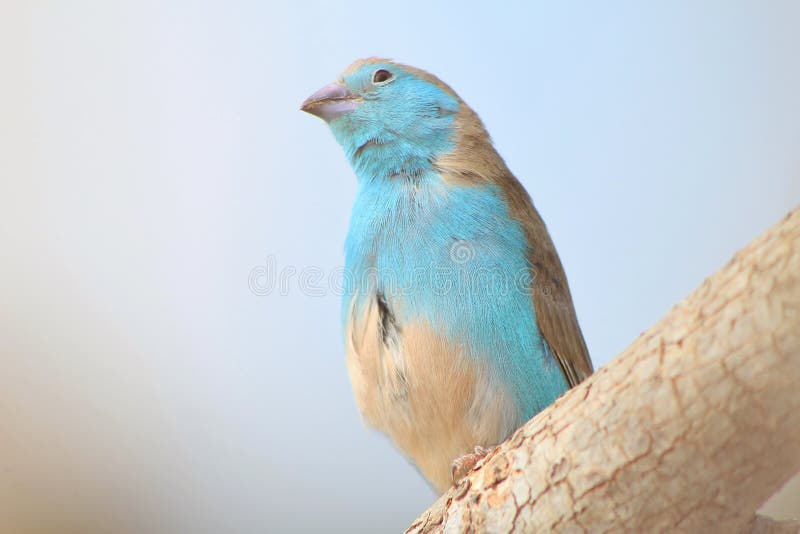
[301,58,593,494]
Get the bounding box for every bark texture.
[408,208,800,534]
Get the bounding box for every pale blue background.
[2,1,799,533]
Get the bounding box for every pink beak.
[300,83,358,122]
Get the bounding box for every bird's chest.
[342,179,516,323]
[340,180,532,490]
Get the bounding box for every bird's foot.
[451,445,495,485]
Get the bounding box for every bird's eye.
[372,69,394,85]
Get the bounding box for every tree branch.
[408,208,800,533]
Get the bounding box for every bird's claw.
[451,445,495,485]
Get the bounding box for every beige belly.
[344,295,521,493]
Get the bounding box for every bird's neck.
[351,138,440,182]
[333,120,457,183]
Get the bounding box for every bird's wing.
[503,179,594,388]
[432,104,592,387]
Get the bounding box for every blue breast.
[343,172,569,421]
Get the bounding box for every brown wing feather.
[434,103,593,388]
[504,178,594,387]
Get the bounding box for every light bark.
[407,208,800,533]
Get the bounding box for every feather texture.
[435,103,593,387]
[303,58,593,493]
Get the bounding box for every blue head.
[301,58,461,180]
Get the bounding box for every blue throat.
[334,79,568,421]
